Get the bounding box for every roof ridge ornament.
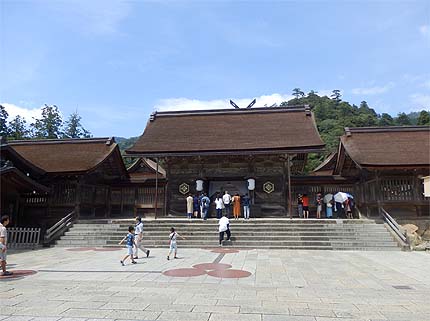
[229,99,256,109]
[150,111,157,121]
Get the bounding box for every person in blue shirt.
[201,193,211,220]
[119,226,137,266]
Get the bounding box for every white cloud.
[1,103,43,123]
[154,93,295,112]
[419,24,430,37]
[410,94,430,108]
[351,82,395,95]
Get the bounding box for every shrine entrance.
[208,180,248,199]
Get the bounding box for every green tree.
[31,104,63,138]
[396,112,412,126]
[0,105,9,137]
[330,89,342,102]
[8,115,29,140]
[63,111,91,138]
[378,113,395,126]
[292,88,305,99]
[417,110,430,125]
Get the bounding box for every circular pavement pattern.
[210,248,240,254]
[193,263,232,271]
[163,268,207,277]
[93,247,122,251]
[207,269,252,278]
[66,247,96,252]
[0,270,37,280]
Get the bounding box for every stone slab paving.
[1,247,430,321]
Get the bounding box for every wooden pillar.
[375,171,382,214]
[106,187,111,218]
[287,154,292,219]
[75,180,81,218]
[282,156,288,216]
[154,158,159,219]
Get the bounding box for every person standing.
[316,193,322,219]
[198,193,204,218]
[192,194,200,218]
[186,194,193,220]
[242,193,251,220]
[167,227,186,260]
[297,194,304,218]
[326,198,333,218]
[201,193,210,220]
[222,191,232,218]
[0,215,12,276]
[214,193,224,219]
[218,213,231,246]
[232,193,241,220]
[302,194,310,219]
[134,217,150,259]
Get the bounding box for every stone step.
[61,234,395,241]
[55,219,400,251]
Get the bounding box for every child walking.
[119,226,137,266]
[167,227,186,260]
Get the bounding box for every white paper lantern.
[196,179,204,192]
[247,178,255,191]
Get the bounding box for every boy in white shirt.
[218,213,231,246]
[222,191,232,218]
[214,193,224,219]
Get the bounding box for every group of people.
[297,193,355,219]
[119,214,230,266]
[186,191,251,220]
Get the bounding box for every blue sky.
[1,0,429,137]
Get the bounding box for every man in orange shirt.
[302,194,309,219]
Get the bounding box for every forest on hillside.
[1,91,429,171]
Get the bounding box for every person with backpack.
[201,193,210,220]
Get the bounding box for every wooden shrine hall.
[126,105,326,217]
[0,137,166,228]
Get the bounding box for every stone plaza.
[1,247,430,321]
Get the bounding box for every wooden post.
[106,187,111,218]
[287,154,292,219]
[375,171,382,214]
[154,158,159,219]
[76,183,81,219]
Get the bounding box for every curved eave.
[1,167,50,193]
[126,145,325,158]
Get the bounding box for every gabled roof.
[310,153,337,176]
[126,106,325,156]
[127,158,166,183]
[9,137,127,176]
[335,126,430,171]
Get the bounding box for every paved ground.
[1,247,430,321]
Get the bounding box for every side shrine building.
[126,106,326,217]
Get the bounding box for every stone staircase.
[55,218,402,250]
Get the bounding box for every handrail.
[44,210,76,245]
[380,207,408,244]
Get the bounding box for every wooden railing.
[7,228,41,249]
[380,207,408,245]
[44,210,76,246]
